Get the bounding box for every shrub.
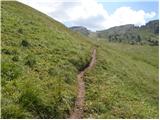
[137,35,141,42]
[2,49,11,54]
[25,55,36,68]
[19,87,56,118]
[48,68,58,76]
[2,48,17,55]
[129,41,135,45]
[68,58,82,70]
[19,88,44,117]
[63,72,75,84]
[2,62,22,81]
[21,40,30,47]
[12,56,19,62]
[69,57,90,71]
[19,88,40,109]
[18,28,23,34]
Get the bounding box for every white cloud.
[19,0,156,31]
[102,7,156,29]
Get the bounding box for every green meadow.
[1,1,159,119]
[84,42,158,118]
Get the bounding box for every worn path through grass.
[69,48,96,119]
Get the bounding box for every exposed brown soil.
[69,48,96,119]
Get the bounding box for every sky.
[19,0,159,31]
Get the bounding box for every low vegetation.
[1,1,93,118]
[84,41,158,118]
[1,1,159,119]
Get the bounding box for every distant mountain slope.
[97,20,159,45]
[70,20,159,45]
[1,1,93,118]
[70,26,91,36]
[142,20,159,34]
[98,24,135,35]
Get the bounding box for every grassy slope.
[1,1,93,118]
[1,1,158,119]
[84,41,159,118]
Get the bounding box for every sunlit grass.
[84,42,158,118]
[1,1,92,118]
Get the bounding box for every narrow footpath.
[69,48,96,119]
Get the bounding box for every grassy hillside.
[1,1,93,118]
[1,1,158,119]
[84,41,159,118]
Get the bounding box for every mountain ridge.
[70,20,159,45]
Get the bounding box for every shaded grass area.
[1,1,93,118]
[84,42,158,118]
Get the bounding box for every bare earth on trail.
[69,48,96,119]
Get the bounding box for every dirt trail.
[69,48,96,119]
